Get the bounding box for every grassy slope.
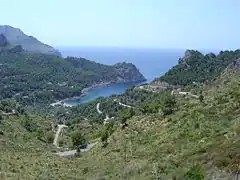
[0,70,239,179]
[80,71,240,180]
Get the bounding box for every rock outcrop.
[67,57,146,84]
[178,50,204,64]
[231,58,240,69]
[0,25,61,56]
[112,62,146,83]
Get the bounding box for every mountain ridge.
[153,49,240,86]
[0,25,61,56]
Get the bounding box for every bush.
[183,166,205,180]
[22,117,37,132]
[100,130,109,143]
[45,131,55,144]
[161,93,176,115]
[119,108,135,125]
[71,131,87,147]
[140,103,160,114]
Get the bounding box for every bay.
[64,82,143,105]
[59,47,185,105]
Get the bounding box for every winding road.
[2,109,16,116]
[55,100,133,157]
[113,99,134,108]
[53,124,68,148]
[55,142,98,157]
[104,114,115,124]
[118,101,133,108]
[96,103,103,114]
[53,124,99,157]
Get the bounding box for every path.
[138,85,199,99]
[2,109,16,116]
[172,90,199,98]
[96,103,103,114]
[104,114,115,124]
[113,99,133,108]
[50,101,73,107]
[118,101,133,108]
[53,124,68,147]
[55,142,98,157]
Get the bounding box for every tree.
[140,103,160,114]
[71,131,87,147]
[119,108,135,125]
[140,104,150,114]
[161,93,176,115]
[199,94,204,103]
[45,131,55,144]
[100,129,109,143]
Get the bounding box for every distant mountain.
[0,34,8,46]
[0,25,61,56]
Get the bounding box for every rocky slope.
[0,25,61,56]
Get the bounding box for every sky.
[1,0,240,49]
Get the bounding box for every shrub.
[71,131,87,147]
[183,166,205,180]
[161,93,176,115]
[119,108,135,124]
[45,131,55,144]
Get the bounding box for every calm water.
[59,47,185,105]
[65,82,143,105]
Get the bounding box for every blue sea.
[59,47,185,105]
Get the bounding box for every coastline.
[50,81,112,107]
[50,79,146,107]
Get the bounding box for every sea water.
[59,47,184,105]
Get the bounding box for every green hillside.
[1,67,239,180]
[1,49,240,179]
[154,50,240,86]
[0,43,145,107]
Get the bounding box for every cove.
[64,81,146,105]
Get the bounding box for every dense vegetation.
[1,46,240,179]
[154,50,240,86]
[0,44,145,107]
[1,65,239,179]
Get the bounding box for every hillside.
[0,25,61,56]
[0,55,239,179]
[153,50,240,86]
[0,45,240,179]
[0,43,146,106]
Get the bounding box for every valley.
[0,27,240,180]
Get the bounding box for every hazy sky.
[1,0,240,49]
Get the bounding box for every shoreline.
[50,80,146,107]
[50,81,112,107]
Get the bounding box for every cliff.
[0,25,61,56]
